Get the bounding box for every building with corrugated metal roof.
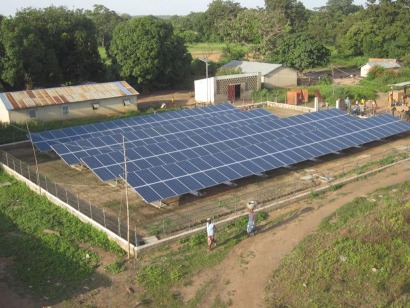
[0,81,139,123]
[219,60,298,89]
[360,59,401,77]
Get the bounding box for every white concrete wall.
[194,77,215,103]
[0,101,10,123]
[361,64,370,77]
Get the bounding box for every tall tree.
[86,5,123,47]
[205,0,244,42]
[273,33,331,72]
[336,0,410,58]
[0,7,102,89]
[109,16,192,90]
[265,0,309,32]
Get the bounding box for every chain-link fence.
[1,145,409,242]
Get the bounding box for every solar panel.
[30,103,240,151]
[126,114,410,202]
[53,108,278,165]
[83,109,358,181]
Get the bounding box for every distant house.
[219,60,298,89]
[360,58,401,77]
[0,81,139,123]
[194,73,261,104]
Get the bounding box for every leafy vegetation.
[265,181,410,306]
[1,1,409,92]
[0,170,123,300]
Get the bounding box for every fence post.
[77,194,80,211]
[45,175,48,192]
[89,203,93,219]
[20,160,23,175]
[5,152,9,166]
[134,226,137,246]
[55,181,58,198]
[13,159,16,171]
[118,217,121,236]
[28,165,31,181]
[65,188,69,204]
[103,209,106,228]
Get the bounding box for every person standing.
[247,208,256,237]
[371,100,378,116]
[345,97,350,112]
[206,218,216,251]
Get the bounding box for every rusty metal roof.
[0,81,139,111]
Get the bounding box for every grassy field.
[0,169,124,302]
[265,180,410,306]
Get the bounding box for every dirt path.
[180,162,410,307]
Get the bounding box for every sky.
[1,0,368,17]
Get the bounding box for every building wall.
[7,96,138,123]
[214,75,261,104]
[360,65,371,77]
[194,77,215,103]
[263,67,297,89]
[0,101,11,123]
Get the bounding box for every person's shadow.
[217,207,315,247]
[256,207,314,236]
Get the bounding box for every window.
[28,109,36,119]
[123,99,131,106]
[92,103,100,110]
[61,105,70,115]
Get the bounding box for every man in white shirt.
[206,218,216,251]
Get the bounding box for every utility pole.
[123,136,130,259]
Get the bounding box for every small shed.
[0,81,139,123]
[360,59,400,77]
[219,60,297,89]
[194,73,261,104]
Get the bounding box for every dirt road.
[179,162,410,307]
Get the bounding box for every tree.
[86,4,123,47]
[336,1,410,58]
[109,16,192,90]
[265,0,310,33]
[273,33,331,72]
[0,7,102,89]
[205,0,244,42]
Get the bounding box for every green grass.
[265,180,410,306]
[186,43,225,53]
[98,46,111,65]
[0,169,124,300]
[136,212,267,306]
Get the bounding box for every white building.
[219,60,298,89]
[360,59,401,77]
[195,73,261,104]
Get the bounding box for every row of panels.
[127,114,410,202]
[82,109,358,181]
[30,103,240,151]
[52,108,277,165]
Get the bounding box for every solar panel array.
[126,113,410,202]
[51,108,277,165]
[30,103,241,151]
[81,109,357,182]
[30,103,410,204]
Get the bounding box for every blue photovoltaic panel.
[30,103,241,151]
[126,114,410,202]
[83,109,358,181]
[53,108,278,165]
